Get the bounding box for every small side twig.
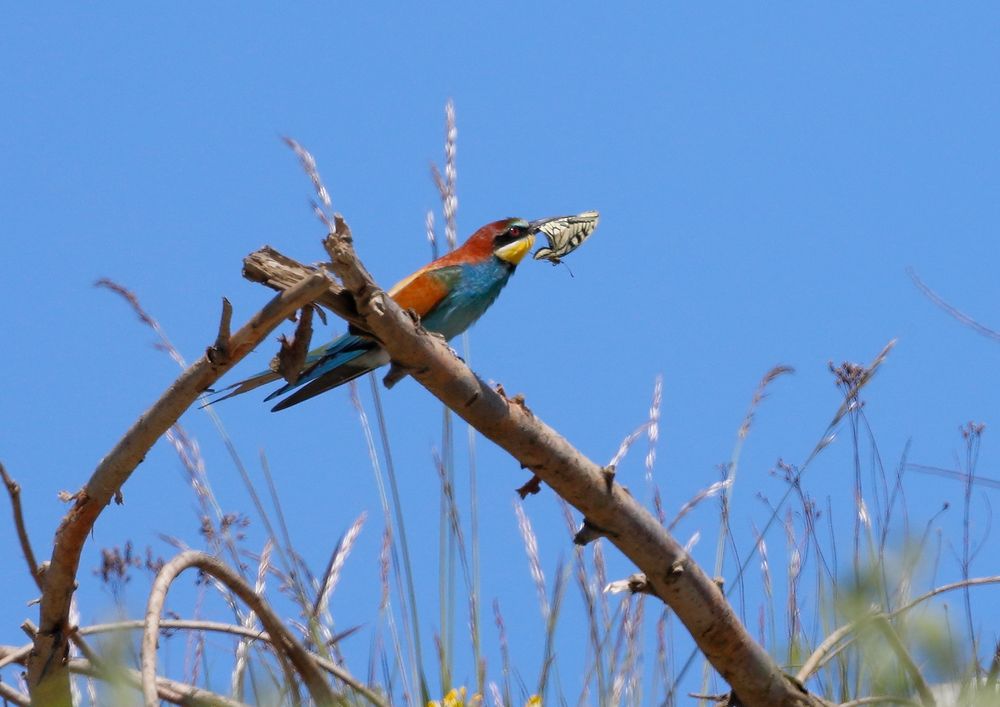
[0,462,41,589]
[516,474,543,498]
[604,573,655,596]
[213,297,234,357]
[275,305,314,384]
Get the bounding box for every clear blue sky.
[3,3,1000,702]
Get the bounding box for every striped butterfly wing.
[533,210,600,264]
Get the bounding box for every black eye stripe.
[493,224,527,247]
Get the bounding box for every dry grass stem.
[668,479,733,532]
[232,538,274,698]
[907,267,1000,342]
[314,512,367,625]
[515,501,549,618]
[607,422,653,470]
[95,278,186,367]
[646,375,662,481]
[282,136,333,226]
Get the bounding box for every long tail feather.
[200,370,283,407]
[270,362,375,411]
[203,333,387,411]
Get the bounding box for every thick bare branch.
[26,272,333,707]
[142,551,337,707]
[243,222,827,707]
[242,246,368,333]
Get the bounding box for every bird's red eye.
[509,226,522,237]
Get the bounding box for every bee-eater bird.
[210,216,546,411]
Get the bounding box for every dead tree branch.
[142,551,340,707]
[241,218,827,707]
[0,462,42,590]
[242,247,368,334]
[25,272,333,707]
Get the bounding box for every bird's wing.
[264,334,378,405]
[388,265,462,318]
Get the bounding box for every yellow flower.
[429,687,468,707]
[448,687,466,706]
[526,696,542,706]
